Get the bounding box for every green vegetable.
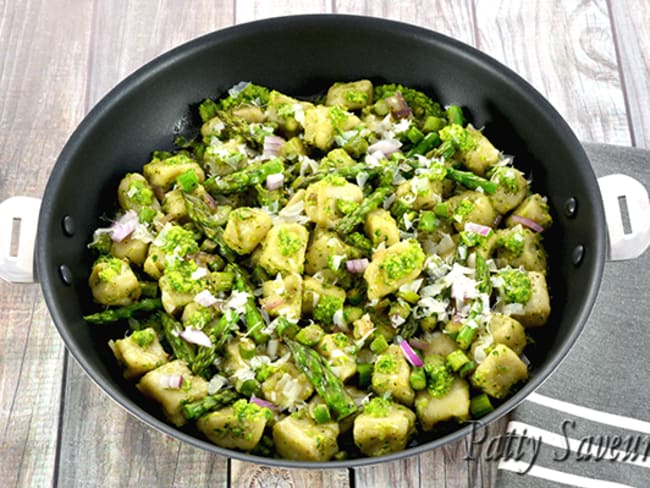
[182,389,239,420]
[218,82,270,111]
[336,186,391,235]
[369,334,389,354]
[455,324,477,350]
[160,313,195,364]
[470,393,494,417]
[410,367,427,390]
[311,404,332,424]
[357,362,373,388]
[205,158,284,195]
[446,350,471,372]
[417,210,439,232]
[228,264,270,344]
[445,104,465,126]
[177,169,199,192]
[374,84,444,121]
[447,168,498,194]
[83,298,162,324]
[286,339,357,421]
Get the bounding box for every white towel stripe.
[507,420,650,469]
[498,459,635,488]
[527,392,650,435]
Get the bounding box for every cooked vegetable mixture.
[85,79,552,460]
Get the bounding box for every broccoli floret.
[498,268,532,304]
[219,82,271,111]
[163,261,202,294]
[232,398,273,423]
[374,83,444,120]
[313,295,345,325]
[424,355,454,398]
[363,397,392,417]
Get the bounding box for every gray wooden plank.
[235,0,332,23]
[0,1,94,487]
[56,2,235,487]
[609,0,650,149]
[334,0,476,45]
[474,0,630,146]
[229,463,351,488]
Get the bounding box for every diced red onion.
[511,215,545,233]
[194,289,218,308]
[384,92,412,119]
[263,135,286,158]
[179,327,213,348]
[110,211,139,242]
[408,338,429,351]
[250,395,278,411]
[464,221,492,236]
[346,258,369,274]
[159,374,183,389]
[203,192,217,211]
[266,172,285,191]
[399,340,424,367]
[152,185,165,201]
[368,139,402,157]
[262,297,285,310]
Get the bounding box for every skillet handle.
[0,196,41,283]
[598,174,650,261]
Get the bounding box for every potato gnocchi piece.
[223,206,273,255]
[258,223,310,275]
[415,377,470,431]
[137,360,208,427]
[109,328,168,380]
[471,344,528,399]
[89,256,141,306]
[353,397,416,457]
[273,408,340,461]
[304,177,363,229]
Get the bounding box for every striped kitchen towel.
[496,143,650,487]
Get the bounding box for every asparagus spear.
[286,339,357,421]
[407,131,441,157]
[227,264,270,344]
[204,158,283,195]
[183,193,237,262]
[83,298,162,324]
[447,168,498,194]
[192,309,240,376]
[181,389,239,420]
[291,163,382,190]
[160,312,196,364]
[475,253,492,295]
[341,232,373,256]
[336,186,391,235]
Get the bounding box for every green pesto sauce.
[158,225,199,258]
[97,257,125,282]
[328,106,348,129]
[131,329,155,348]
[498,229,526,256]
[363,397,391,417]
[423,363,453,398]
[499,269,532,304]
[453,199,474,223]
[233,398,272,422]
[128,179,155,206]
[344,90,368,105]
[494,167,520,193]
[161,153,195,166]
[375,354,398,375]
[380,241,425,282]
[313,295,344,324]
[439,124,478,152]
[165,262,200,294]
[278,228,303,256]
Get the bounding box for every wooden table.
[1,1,648,487]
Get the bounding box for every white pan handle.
[0,196,41,283]
[598,174,650,261]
